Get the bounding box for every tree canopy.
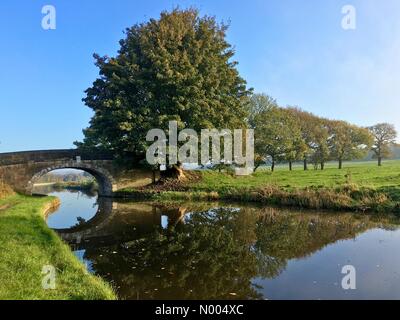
[76,8,251,162]
[328,120,372,169]
[253,106,302,171]
[368,123,398,166]
[249,94,374,170]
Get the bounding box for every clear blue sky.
[1,0,399,152]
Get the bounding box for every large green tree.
[75,8,251,163]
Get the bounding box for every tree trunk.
[160,163,186,181]
[338,158,342,169]
[271,159,275,172]
[378,157,382,166]
[289,161,292,171]
[320,162,325,170]
[303,158,308,171]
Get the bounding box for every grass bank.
[0,194,116,300]
[116,160,400,213]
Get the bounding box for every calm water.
[35,186,400,300]
[34,185,98,229]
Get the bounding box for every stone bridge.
[0,149,155,197]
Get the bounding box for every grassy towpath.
[0,194,116,300]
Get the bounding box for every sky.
[0,0,399,152]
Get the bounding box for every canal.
[34,185,400,300]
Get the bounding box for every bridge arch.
[27,162,116,197]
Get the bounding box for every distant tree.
[286,108,311,170]
[248,94,278,171]
[329,121,373,169]
[247,93,278,128]
[288,107,335,171]
[288,140,308,171]
[367,123,398,166]
[75,8,251,165]
[253,107,299,172]
[308,118,330,170]
[253,154,267,172]
[284,107,322,171]
[281,109,307,171]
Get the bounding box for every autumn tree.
[247,94,278,171]
[310,119,330,170]
[286,107,318,170]
[367,123,398,166]
[328,121,372,169]
[75,8,251,165]
[253,107,300,172]
[281,109,307,171]
[247,93,278,128]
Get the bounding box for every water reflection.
[33,185,98,229]
[46,192,400,300]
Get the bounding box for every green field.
[118,160,400,213]
[0,195,116,300]
[193,160,400,195]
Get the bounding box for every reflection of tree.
[80,203,398,300]
[53,187,97,198]
[32,184,97,198]
[73,216,87,228]
[255,253,286,279]
[84,208,265,300]
[253,209,376,261]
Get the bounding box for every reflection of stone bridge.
[54,201,187,248]
[0,149,154,196]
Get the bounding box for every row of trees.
[249,94,398,171]
[75,8,398,172]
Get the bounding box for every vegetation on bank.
[53,180,98,192]
[36,171,95,185]
[0,194,116,300]
[35,171,98,192]
[116,160,400,213]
